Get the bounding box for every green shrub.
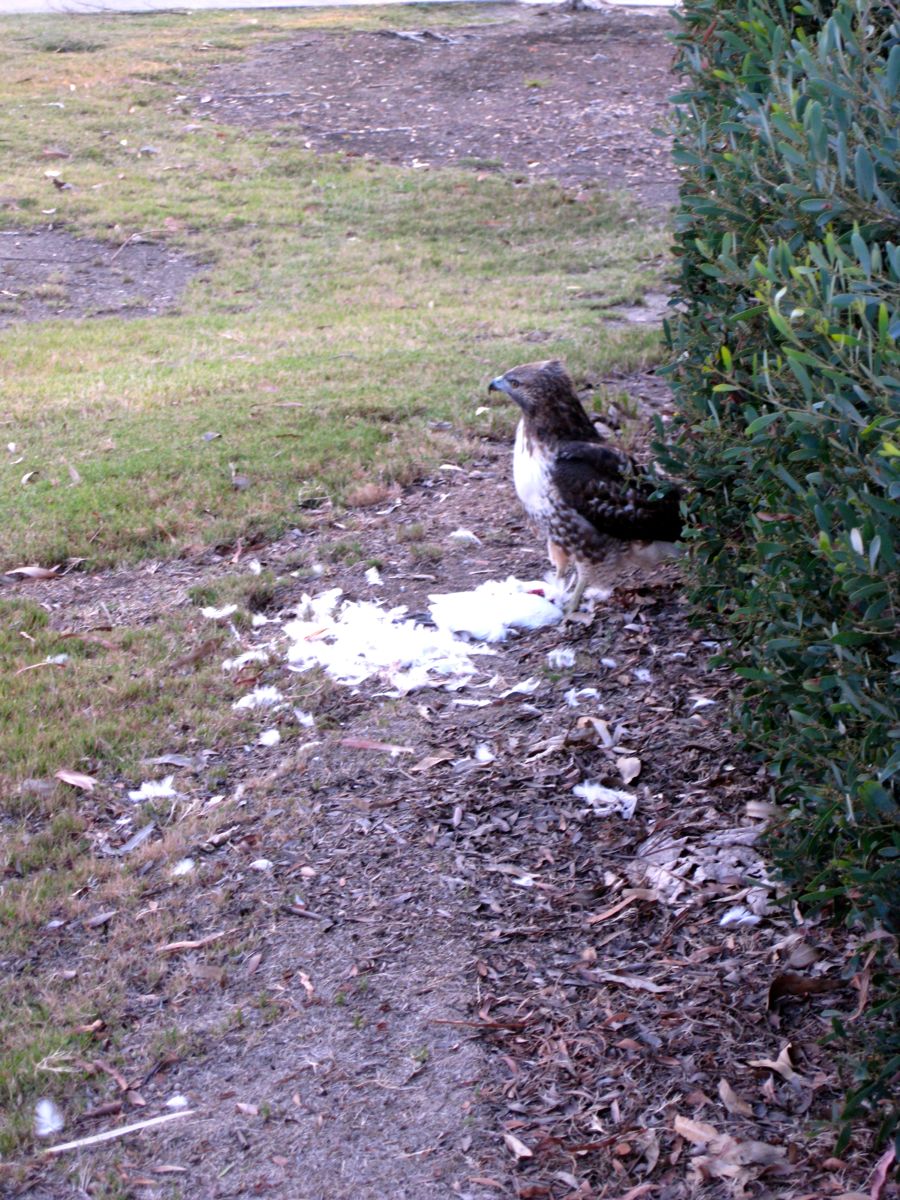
[663,0,899,1146]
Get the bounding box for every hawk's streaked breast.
[513,421,554,523]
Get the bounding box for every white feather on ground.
[34,1099,65,1138]
[573,781,637,819]
[429,576,567,643]
[232,685,284,711]
[127,776,178,803]
[283,590,489,695]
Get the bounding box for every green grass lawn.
[0,5,667,569]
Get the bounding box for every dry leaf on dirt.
[616,755,642,784]
[341,737,414,755]
[502,1131,533,1160]
[674,1115,720,1146]
[54,768,97,791]
[83,909,116,929]
[674,1115,789,1193]
[585,888,657,926]
[767,972,842,1008]
[8,564,61,579]
[747,1043,810,1086]
[867,1146,896,1200]
[157,929,233,956]
[718,1078,753,1117]
[410,752,454,773]
[589,969,670,994]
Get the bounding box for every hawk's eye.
[507,377,520,388]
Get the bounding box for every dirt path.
[194,5,679,207]
[6,9,890,1200]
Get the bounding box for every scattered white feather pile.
[277,577,566,695]
[283,588,489,695]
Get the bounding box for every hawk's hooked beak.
[488,375,511,396]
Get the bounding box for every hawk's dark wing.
[552,441,682,544]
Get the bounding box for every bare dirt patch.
[194,5,679,207]
[6,372,887,1199]
[0,228,198,328]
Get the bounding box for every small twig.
[157,929,235,956]
[280,905,325,921]
[43,1109,195,1155]
[430,1017,531,1030]
[109,230,166,262]
[14,660,67,676]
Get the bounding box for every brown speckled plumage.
[488,359,682,610]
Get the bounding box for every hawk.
[488,359,682,612]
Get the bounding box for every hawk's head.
[488,359,597,442]
[488,359,573,416]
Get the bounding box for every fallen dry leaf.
[58,630,116,649]
[410,752,454,773]
[189,963,226,984]
[767,972,842,1008]
[617,755,642,784]
[674,1116,720,1146]
[868,1146,896,1200]
[586,888,657,926]
[675,1114,790,1193]
[55,768,97,792]
[748,1043,811,1086]
[589,969,671,994]
[341,737,414,755]
[607,1186,656,1200]
[502,1131,533,1160]
[157,929,233,956]
[8,564,61,580]
[89,1059,129,1093]
[718,1078,753,1118]
[83,910,116,929]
